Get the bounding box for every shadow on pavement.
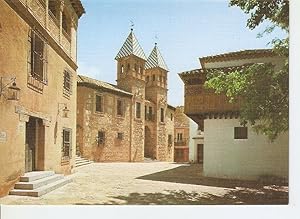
[136,164,287,189]
[74,187,288,205]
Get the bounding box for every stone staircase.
[75,155,93,168]
[9,171,71,197]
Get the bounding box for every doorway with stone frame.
[25,116,45,172]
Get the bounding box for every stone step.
[75,161,92,168]
[9,178,72,197]
[20,171,55,182]
[75,159,90,163]
[15,174,64,190]
[75,159,91,165]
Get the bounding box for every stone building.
[179,49,288,180]
[76,29,175,162]
[173,106,190,163]
[0,0,84,197]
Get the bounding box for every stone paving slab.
[0,162,288,205]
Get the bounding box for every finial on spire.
[130,20,134,32]
[154,34,158,46]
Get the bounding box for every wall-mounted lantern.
[0,77,20,101]
[58,103,70,118]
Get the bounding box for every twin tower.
[114,29,173,161]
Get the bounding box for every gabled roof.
[199,49,275,67]
[145,43,169,71]
[115,29,147,61]
[77,75,132,97]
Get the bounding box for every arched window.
[134,63,138,72]
[152,75,155,81]
[121,65,124,73]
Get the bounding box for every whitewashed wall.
[203,119,288,180]
[188,119,198,162]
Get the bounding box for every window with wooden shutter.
[63,70,72,97]
[62,128,72,158]
[27,29,48,91]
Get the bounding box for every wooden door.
[197,144,203,164]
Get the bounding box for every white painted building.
[203,119,288,180]
[180,49,288,180]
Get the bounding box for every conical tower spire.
[145,43,169,71]
[115,29,147,60]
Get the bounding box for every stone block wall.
[77,86,132,162]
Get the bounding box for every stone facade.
[0,0,84,197]
[174,106,190,163]
[76,30,175,162]
[76,83,132,162]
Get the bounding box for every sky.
[77,0,287,107]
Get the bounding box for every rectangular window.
[152,75,155,81]
[160,108,164,123]
[117,132,123,140]
[30,30,47,83]
[98,131,105,145]
[95,95,103,113]
[117,99,123,116]
[148,106,153,120]
[136,102,141,119]
[144,106,147,120]
[168,135,173,146]
[63,70,72,96]
[234,127,248,139]
[171,113,173,121]
[62,129,72,158]
[146,76,149,82]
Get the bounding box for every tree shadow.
[136,164,287,189]
[74,187,288,205]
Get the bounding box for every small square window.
[234,127,248,139]
[117,132,123,140]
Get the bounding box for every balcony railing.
[174,138,188,146]
[17,0,73,58]
[145,113,155,121]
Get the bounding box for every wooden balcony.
[14,0,73,58]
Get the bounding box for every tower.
[144,43,169,160]
[115,28,147,98]
[115,29,147,161]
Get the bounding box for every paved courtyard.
[0,162,288,205]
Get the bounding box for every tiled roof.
[200,49,275,66]
[204,64,254,73]
[115,29,147,60]
[145,44,169,71]
[77,75,132,96]
[178,68,204,76]
[70,0,85,18]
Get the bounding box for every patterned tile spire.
[145,43,169,71]
[115,29,147,60]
